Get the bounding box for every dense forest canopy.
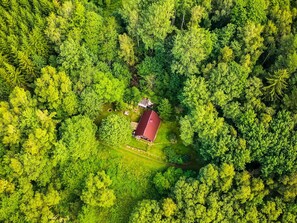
[0,0,297,222]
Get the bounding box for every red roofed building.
[135,110,161,142]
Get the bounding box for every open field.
[95,147,167,223]
[93,109,203,222]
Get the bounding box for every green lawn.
[94,104,143,125]
[128,121,192,161]
[95,147,167,223]
[93,110,202,222]
[96,108,201,223]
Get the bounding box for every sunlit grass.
[95,147,167,223]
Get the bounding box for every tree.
[0,75,11,101]
[130,163,296,222]
[79,71,125,119]
[34,66,78,118]
[179,116,195,146]
[124,87,142,106]
[264,69,290,101]
[153,167,185,195]
[0,62,26,88]
[19,185,61,223]
[97,16,118,63]
[98,114,131,147]
[0,87,57,184]
[157,98,173,121]
[206,62,249,106]
[171,26,213,75]
[180,76,210,110]
[129,200,162,223]
[118,33,137,66]
[58,37,93,82]
[238,21,265,68]
[137,0,175,49]
[259,110,297,176]
[231,0,268,26]
[83,11,104,56]
[162,198,177,217]
[81,171,115,208]
[175,0,196,29]
[284,87,297,111]
[56,115,98,163]
[121,0,141,44]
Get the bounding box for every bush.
[167,132,177,144]
[99,114,131,147]
[163,147,183,164]
[157,98,172,121]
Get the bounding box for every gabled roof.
[138,98,153,108]
[135,110,161,142]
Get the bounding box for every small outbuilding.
[135,110,161,142]
[138,98,153,108]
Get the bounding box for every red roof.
[135,110,161,142]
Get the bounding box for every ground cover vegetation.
[0,0,297,222]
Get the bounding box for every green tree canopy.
[172,26,213,75]
[81,171,116,208]
[34,66,78,118]
[98,114,131,147]
[56,115,98,163]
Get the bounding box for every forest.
[0,0,297,222]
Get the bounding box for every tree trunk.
[171,11,176,26]
[181,13,185,30]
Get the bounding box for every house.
[135,110,161,142]
[138,98,153,108]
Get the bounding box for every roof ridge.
[143,110,154,137]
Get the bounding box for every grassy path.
[114,145,201,171]
[114,145,169,165]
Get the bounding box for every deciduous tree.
[98,114,131,147]
[81,171,115,208]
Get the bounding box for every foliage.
[138,0,175,49]
[81,171,116,208]
[172,26,213,75]
[157,98,173,121]
[163,147,184,164]
[264,69,290,101]
[79,71,125,119]
[57,115,98,163]
[35,66,78,118]
[131,163,297,222]
[99,114,131,147]
[1,0,297,222]
[119,33,137,66]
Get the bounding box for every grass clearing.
[93,110,203,222]
[95,146,167,223]
[127,121,192,160]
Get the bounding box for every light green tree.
[57,115,98,163]
[99,114,131,147]
[264,69,290,101]
[34,66,78,118]
[138,0,175,49]
[81,171,116,208]
[119,33,137,66]
[171,26,213,75]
